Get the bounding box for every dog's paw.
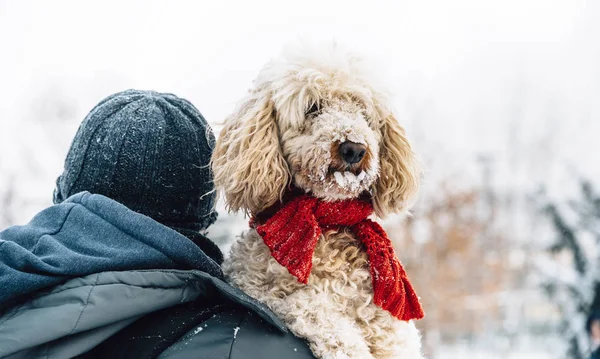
[318,345,374,359]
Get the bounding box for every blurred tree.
[385,181,526,357]
[541,181,600,359]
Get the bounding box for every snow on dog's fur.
[212,42,424,359]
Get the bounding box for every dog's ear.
[372,111,421,218]
[211,89,290,216]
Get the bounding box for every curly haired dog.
[212,43,424,359]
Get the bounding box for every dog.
[212,42,425,359]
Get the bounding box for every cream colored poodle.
[212,42,425,359]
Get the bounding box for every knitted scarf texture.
[253,195,424,321]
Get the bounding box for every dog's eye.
[305,102,321,117]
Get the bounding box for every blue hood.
[0,191,223,311]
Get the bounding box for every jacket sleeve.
[158,308,316,359]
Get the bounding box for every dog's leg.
[281,291,375,359]
[362,313,424,359]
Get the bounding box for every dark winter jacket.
[0,192,315,358]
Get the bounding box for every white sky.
[0,0,598,219]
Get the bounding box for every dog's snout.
[339,141,367,164]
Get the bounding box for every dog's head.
[212,43,420,218]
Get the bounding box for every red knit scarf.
[252,195,424,322]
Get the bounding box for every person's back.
[0,89,314,359]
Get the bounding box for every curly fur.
[213,42,424,359]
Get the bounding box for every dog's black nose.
[339,141,367,164]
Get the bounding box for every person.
[0,89,315,358]
[588,311,600,359]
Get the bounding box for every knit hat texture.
[54,89,217,231]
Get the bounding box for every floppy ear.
[372,112,421,218]
[211,89,290,216]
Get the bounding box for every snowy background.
[1,1,599,358]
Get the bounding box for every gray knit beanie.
[54,89,218,231]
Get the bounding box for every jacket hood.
[0,191,223,311]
